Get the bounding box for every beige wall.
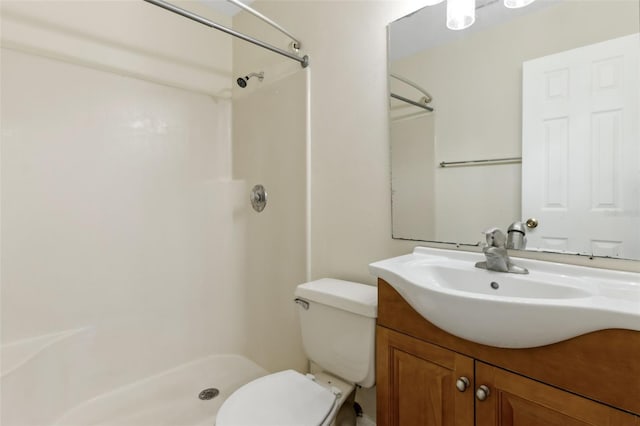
[231,68,309,374]
[391,0,639,245]
[391,113,436,240]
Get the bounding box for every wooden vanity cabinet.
[474,362,638,425]
[377,326,474,426]
[376,279,640,426]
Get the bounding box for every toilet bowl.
[216,278,377,426]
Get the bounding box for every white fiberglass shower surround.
[1,1,309,424]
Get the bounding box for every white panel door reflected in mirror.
[522,34,639,259]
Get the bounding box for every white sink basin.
[369,247,640,348]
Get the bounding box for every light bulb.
[504,0,535,8]
[447,0,476,30]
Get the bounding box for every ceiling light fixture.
[447,0,476,30]
[447,0,536,31]
[504,0,535,8]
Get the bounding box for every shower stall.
[0,1,309,424]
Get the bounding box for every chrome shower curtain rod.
[390,93,434,112]
[143,0,309,68]
[225,0,302,50]
[390,73,434,111]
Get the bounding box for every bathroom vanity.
[375,279,640,425]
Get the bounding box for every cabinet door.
[475,361,638,426]
[376,326,474,426]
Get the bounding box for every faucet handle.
[482,227,506,248]
[507,221,527,250]
[507,221,526,234]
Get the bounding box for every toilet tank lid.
[295,278,377,318]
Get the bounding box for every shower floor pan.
[53,354,267,426]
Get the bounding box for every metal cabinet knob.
[476,385,490,401]
[456,377,470,392]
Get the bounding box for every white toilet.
[216,278,377,426]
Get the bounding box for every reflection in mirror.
[389,0,640,260]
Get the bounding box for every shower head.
[236,71,264,88]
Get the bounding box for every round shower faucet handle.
[250,184,267,212]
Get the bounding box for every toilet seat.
[216,370,338,426]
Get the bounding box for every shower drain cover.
[199,388,220,400]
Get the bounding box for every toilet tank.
[294,279,377,388]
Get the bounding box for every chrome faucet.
[475,228,529,274]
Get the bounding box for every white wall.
[1,1,243,423]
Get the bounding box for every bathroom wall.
[1,1,245,422]
[232,19,309,374]
[231,69,309,374]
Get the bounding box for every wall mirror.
[388,0,640,260]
